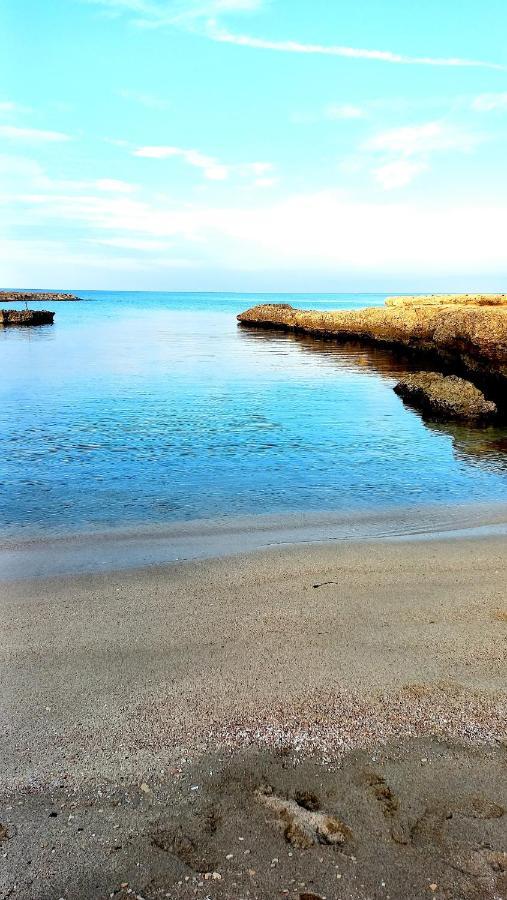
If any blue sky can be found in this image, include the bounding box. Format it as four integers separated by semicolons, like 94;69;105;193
1;0;507;290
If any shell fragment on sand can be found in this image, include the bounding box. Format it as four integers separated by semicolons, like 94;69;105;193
255;785;352;849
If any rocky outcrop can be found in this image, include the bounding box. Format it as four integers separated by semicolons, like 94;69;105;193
385;294;507;308
0;291;81;302
394;372;497;423
237;296;507;411
1;309;54;326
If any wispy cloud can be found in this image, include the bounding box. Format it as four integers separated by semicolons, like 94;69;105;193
206;22;505;70
363;122;475;156
133;144;274;185
0;100;34;115
85;0;263;27
9;186;507;276
118;88;170;109
373;160;428;190
363;121;479;190
95;178;137;192
291;103;365;125
0;125;72;143
89;236;176;250
472;92;507;111
82;1;504;69
325;103;364;120
134;144;229;179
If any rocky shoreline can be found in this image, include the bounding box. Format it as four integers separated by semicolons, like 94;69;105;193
238;295;507;421
0;290;81;302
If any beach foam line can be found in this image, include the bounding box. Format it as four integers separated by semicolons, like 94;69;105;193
1;500;507;580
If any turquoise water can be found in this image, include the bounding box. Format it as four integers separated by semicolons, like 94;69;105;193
1;291;506;537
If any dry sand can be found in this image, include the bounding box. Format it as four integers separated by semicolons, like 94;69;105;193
1;533;506;899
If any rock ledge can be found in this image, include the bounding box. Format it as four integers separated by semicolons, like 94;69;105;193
394;372;497;423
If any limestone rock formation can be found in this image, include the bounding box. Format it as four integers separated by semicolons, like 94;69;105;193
394;372;497;423
385;294;507;308
237;296;507;409
1;309;54;326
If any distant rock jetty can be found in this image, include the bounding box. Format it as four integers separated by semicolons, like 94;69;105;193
1;309;54;326
238;294;507;418
0;291;81;302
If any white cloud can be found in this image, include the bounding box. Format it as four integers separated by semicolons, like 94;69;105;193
10;185;507;276
325;104;364;120
0;100;33;115
254;176;276;188
83;1;504;69
364;121;474;156
0;237;196;273
169;0;262;23
134;144;229;179
244;161;273;175
206;22;505;70
0;125;72;143
104;137;131;147
373;160;427;190
118;88;170;109
291;104;365;125
0;154;45;179
360;121;479;190
95;178;137;192
85;0;263;27
90;236;175;250
133;145;274;183
472;92;507;112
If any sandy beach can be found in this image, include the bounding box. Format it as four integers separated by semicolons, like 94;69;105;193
1;529;506;899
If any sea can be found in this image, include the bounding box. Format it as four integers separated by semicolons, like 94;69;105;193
1;291;507;542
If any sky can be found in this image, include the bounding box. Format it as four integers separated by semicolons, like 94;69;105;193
1;0;507;291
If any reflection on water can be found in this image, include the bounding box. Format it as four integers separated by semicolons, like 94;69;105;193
241;327;507;476
426;422;507;474
239;327;430;377
0;290;506;537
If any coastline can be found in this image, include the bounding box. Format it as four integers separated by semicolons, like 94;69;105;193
2;499;507;580
1;526;506;898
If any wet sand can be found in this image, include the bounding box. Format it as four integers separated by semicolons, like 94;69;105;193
1;533;506;899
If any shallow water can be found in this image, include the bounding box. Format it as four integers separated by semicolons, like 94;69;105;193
1;290;506;538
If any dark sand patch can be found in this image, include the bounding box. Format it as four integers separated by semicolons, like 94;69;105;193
1;738;506;900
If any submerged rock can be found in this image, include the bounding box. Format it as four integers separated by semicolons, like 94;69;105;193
1;309;54;326
394;372;497;423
